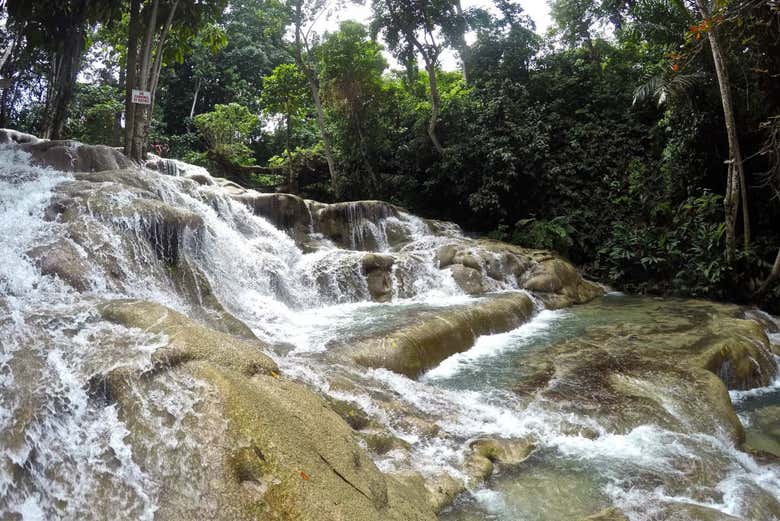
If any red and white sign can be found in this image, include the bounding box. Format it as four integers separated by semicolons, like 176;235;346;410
132;89;151;105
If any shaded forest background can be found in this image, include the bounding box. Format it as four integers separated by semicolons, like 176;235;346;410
1;0;779;310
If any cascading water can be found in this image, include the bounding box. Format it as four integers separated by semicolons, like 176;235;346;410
1;143;779;521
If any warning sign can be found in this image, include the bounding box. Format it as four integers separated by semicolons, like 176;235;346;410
132;89;151;105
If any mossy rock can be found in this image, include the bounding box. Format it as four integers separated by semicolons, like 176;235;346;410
345;292;535;377
98;299;435;521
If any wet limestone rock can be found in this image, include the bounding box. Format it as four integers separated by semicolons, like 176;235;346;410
743;405;780;458
462;437;536;485
0;128;42;144
395;472;466;514
48;177;205;266
469;437;536;466
312;201;400;250
435;239;603;304
26;238;90;291
233;192;314;243
446;264;488;295
513;298;778;444
579;508;629;521
17;139;132;172
696;317;776;390
362;253;395;303
346;292;535;377
98;299;436;521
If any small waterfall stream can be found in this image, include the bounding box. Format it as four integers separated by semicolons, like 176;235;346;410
1;146;778;520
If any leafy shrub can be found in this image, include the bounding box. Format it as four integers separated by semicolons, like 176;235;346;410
193;103;259;166
596;191;729;296
511;217;576;257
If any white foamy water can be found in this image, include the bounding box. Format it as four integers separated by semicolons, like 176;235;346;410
730;356;780;404
423;308;563;380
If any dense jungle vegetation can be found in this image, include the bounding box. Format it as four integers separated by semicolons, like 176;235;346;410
1;0;779;310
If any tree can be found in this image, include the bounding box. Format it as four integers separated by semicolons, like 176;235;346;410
124;0;226;161
319;21;387;194
372;0;450;155
280;0;341;193
692;0;749;264
260;63;310;192
6;0;121;140
193;101;258;166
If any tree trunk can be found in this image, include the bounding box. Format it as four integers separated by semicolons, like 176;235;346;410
756;248;780;298
696;0;750;263
353;109;379;197
127;0;178;163
48;29;86;140
124;0;142;157
0;36;16;72
189;77;202;119
422;57;445;155
306;74;339;194
290;0;338;194
453;0;470;84
285;113;297;193
0;32;22;128
130;0;160;161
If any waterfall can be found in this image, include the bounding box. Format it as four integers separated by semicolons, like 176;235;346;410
1;143;779;521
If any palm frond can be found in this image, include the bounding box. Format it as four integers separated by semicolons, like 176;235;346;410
633;72;706;107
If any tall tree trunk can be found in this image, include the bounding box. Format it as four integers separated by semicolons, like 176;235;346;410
130;0;160;161
696;0;750;264
353;109;379;196
0;36;16;72
291;1;339;196
756;248;780;298
124;0;142;157
422;57;445;155
189;77;202;119
127;0;177;162
305;73;338;194
453;0;470;84
47;29;86;140
285;113;297;193
0;32;22;128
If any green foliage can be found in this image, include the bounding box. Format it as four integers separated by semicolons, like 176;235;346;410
260;64;310;126
597;192;729;296
513;217;576;258
193;103;259;166
4;0;779;307
65;84;123;145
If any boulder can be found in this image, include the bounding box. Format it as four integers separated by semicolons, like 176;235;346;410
98;300;436;521
19;140;132;172
463;452;494;483
233;192;313;242
395;472;465;514
446;264;487;295
513;298;779;444
696;317;776;390
461;437;536;485
312;201;400;250
26;238;90;291
345;292;535;377
743;405;780;458
362;253;396;303
435;239;603;304
469;437;536;465
522;257;603;306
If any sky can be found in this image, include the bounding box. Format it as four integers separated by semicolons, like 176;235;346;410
320;0;553;70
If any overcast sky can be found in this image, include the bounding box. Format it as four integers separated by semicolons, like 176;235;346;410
320;1;553;70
